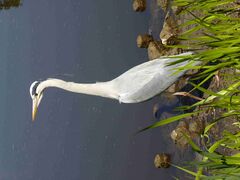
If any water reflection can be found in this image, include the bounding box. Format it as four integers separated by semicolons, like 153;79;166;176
0;0;206;179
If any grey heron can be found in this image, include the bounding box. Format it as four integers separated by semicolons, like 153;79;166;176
30;52;196;121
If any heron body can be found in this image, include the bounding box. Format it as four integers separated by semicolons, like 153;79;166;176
30;52;196;120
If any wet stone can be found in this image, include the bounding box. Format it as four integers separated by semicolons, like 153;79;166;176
154;153;171;168
160;12;178;45
157;0;170;12
132;0;146;12
136;34;154;48
147;40;167;60
171;124;191;148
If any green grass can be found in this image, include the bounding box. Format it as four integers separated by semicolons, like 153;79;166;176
141;0;240;179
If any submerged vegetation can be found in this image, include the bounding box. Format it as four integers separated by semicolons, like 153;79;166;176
143;0;240;179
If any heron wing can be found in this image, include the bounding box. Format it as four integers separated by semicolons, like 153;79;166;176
110;56;190;103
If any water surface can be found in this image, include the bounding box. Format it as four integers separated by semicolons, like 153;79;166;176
0;1;191;179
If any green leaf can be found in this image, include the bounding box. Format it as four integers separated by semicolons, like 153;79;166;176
204;122;217;135
171;164;200;177
137;112;199;133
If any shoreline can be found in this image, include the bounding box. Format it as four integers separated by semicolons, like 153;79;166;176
144;0;240;155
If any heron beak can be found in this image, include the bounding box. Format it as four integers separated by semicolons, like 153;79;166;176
32;98;38;121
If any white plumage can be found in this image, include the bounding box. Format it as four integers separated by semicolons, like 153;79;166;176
30;52;195;120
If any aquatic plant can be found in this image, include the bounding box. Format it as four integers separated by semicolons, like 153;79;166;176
142;0;240;178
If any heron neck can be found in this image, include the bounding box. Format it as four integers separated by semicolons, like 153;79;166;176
37;78;118;99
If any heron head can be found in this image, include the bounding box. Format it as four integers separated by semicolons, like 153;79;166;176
30;81;43;121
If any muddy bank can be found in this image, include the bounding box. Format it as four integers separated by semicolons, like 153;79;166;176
144;0;240;155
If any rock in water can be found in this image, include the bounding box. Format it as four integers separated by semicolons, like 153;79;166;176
136;34;154;48
154;153;171;168
160;12;178;45
147;40;166;60
132;0;146;12
157;0;170;12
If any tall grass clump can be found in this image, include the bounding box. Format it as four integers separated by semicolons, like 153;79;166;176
141;0;240;179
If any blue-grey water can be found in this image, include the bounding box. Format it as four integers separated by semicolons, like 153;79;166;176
0;1;192;180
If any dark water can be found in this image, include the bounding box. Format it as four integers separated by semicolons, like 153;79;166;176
0;1;192;180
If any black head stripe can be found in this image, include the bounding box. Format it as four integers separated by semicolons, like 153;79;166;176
31;81;40;96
